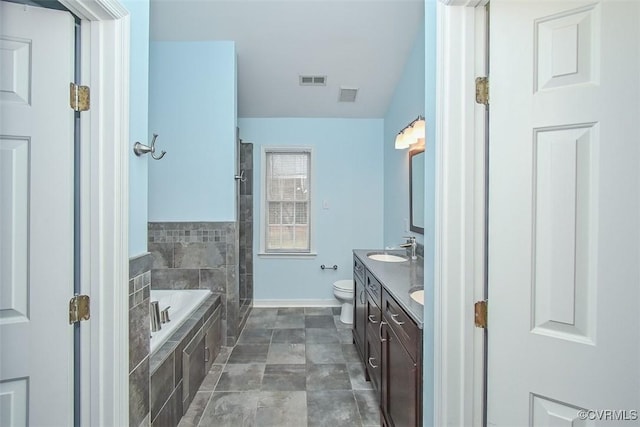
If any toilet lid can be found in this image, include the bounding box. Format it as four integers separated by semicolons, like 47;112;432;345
333;279;353;291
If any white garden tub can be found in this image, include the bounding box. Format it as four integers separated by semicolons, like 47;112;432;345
150;289;212;355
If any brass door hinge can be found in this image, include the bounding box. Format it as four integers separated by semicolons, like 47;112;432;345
69;295;91;324
474;300;488;328
70;83;90;112
475;77;489;106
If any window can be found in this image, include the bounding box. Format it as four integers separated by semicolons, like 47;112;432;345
263;149;312;253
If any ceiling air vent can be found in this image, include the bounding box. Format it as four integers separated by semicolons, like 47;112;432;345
338;87;358;102
299;75;327;86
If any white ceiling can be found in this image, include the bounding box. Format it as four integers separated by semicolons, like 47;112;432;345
149;0;424;118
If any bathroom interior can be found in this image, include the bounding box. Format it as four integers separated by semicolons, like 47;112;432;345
127;0;435;426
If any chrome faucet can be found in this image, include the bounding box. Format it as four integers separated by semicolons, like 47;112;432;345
160;306;171;323
150;301;162;332
400;236;417;260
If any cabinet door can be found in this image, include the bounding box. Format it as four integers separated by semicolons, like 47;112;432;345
204;306;221;373
365;323;382;392
353;274;366;360
183;330;206;413
381;323;418;427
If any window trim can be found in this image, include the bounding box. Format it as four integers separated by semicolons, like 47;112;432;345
259;146;316;257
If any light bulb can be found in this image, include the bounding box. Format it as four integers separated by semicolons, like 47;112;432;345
395;131;411;149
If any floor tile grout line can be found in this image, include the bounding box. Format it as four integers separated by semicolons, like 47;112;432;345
196;346;231;427
351;388;367;427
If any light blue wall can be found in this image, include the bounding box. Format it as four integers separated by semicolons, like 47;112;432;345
125;0;150;257
380;14;434;426
238;118;384;301
148;41;237;222
423;1;437;425
383;21;426;248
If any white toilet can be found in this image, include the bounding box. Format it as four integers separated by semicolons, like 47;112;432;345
333;279;354;324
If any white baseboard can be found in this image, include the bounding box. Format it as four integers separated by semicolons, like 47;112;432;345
253;299;341;308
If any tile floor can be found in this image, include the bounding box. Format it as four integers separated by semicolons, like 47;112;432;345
178;307;381;427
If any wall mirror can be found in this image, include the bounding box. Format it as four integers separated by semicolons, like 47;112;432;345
409;148;425;234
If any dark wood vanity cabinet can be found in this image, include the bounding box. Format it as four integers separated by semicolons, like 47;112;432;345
353;253;423;427
381;288;422;427
353;257;366;360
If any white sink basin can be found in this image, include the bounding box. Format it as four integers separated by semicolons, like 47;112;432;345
410;290;424;305
367;253;407;263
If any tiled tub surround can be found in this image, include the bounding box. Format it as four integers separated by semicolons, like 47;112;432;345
148;222;240;346
150;293;222;427
129;253;153;427
150;289;213;354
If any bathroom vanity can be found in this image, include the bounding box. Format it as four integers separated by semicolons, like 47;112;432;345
352;250;424;427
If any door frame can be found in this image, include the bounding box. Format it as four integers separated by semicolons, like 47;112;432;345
57;0;130;425
433;0;487;426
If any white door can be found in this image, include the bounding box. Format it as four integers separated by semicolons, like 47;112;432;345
0;2;76;426
488;1;640;425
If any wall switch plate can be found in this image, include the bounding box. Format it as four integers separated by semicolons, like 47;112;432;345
323;199;330;209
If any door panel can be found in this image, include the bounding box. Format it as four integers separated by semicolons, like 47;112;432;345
0;2;75;425
382;324;417;427
489;1;640;424
531;124;597;344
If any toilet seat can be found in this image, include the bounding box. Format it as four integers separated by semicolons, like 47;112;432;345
333;279;353;292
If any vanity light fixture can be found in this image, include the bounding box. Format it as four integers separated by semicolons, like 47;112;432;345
395;115;425;149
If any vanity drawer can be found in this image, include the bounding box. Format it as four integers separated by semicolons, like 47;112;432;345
366;292;382;327
353;256;365;281
382;289;421;362
365;271;382;305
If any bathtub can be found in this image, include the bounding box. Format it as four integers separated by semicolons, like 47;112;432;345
150;289;212;355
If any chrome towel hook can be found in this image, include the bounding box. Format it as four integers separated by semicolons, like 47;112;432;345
134;134;166;160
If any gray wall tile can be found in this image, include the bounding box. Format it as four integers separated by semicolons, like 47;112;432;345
151;352;175;418
130;253;154;279
149;220;247;348
149;243;174;268
129;255;152;427
152;380;183;427
130;297;151;372
174;242;226;269
129;357;150;427
151;269;199;290
199;268;227;294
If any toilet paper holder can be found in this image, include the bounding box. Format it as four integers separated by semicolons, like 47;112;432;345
320;264;338;270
